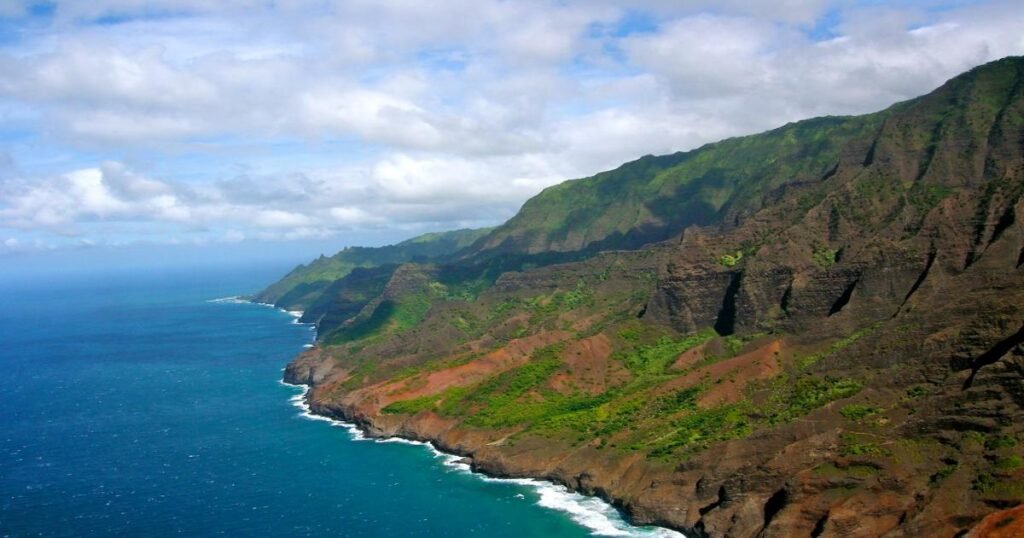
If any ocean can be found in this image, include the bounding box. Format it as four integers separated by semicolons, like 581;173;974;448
0;264;682;537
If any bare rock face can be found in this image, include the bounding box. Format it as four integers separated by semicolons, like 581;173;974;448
282;349;336;386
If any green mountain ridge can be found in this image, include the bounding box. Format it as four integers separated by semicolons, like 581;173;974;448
275;56;1024;537
463;112;890;258
255;227;491;309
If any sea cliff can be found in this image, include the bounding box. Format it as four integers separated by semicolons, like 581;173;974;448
273;57;1024;537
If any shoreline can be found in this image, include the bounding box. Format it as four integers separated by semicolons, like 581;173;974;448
229;295;687;536
279;381;685;538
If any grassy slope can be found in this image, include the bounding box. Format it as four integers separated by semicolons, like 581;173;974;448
464;113;890;257
254;227;491;310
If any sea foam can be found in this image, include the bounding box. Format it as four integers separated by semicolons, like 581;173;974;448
207;296;250;304
280;381;685;537
212;297;318;338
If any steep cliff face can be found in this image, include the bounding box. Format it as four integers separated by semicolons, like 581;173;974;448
627;56;1024;536
279;57;1024;537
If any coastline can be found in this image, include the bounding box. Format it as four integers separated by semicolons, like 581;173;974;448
234;295;689;536
279;379;686;538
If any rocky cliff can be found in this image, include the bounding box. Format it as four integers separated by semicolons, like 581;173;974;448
277;57;1024;537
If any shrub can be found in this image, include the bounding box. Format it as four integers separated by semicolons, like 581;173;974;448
840;404;880;421
839;433;891;457
811;243;837;269
906;385;931;398
718;251;743;267
995;456;1022;471
985;435;1018;451
766;376;863;424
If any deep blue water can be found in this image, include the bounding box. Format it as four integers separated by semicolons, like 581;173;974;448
0;265;679;537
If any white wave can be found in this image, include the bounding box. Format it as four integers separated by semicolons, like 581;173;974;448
207;296;249;304
280;380;685;537
535;484;685;537
376;437;428;446
250;300;303;320
460;470;680;536
210;295;315;338
280;381;365;438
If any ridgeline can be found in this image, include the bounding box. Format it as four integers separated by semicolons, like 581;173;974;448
264;57;1024;537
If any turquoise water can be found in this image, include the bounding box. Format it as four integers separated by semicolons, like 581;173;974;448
0;265;680;537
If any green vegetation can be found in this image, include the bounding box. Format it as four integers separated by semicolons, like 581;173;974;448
645;402;752;458
523;280;595;318
470;112;888;259
906;184;953;214
840;404;881;421
718;251;744;267
617;329;716;375
973;472;997;492
811;243;838;269
985;435;1018;451
798;323;879;370
764;375;863;425
815;462;880;479
336;360;379;392
839;432;892;457
382;394;442;415
255;227;491;309
905;385;931;399
972;475;1024;499
379;323;865;460
723;335;745;355
379;327;735;454
281;60;1024;487
375;311;868;460
459;345;565;427
994;455;1022;471
324;293;430;345
382;345;573;427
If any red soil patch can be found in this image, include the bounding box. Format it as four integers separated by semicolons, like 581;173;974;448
695;340;783;407
968;505;1024;538
670;341;713;371
657;340;784;407
550;334;615;394
361;330;573;411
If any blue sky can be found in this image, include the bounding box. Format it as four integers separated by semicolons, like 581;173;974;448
0;0;1021;269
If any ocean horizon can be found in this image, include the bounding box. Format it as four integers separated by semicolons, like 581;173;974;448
0;264;681;537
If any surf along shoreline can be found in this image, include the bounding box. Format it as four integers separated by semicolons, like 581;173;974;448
279;376;685;537
236;296;686;537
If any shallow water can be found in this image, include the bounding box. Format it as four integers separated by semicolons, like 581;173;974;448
0;265;682;537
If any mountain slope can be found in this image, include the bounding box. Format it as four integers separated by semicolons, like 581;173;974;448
462;113;889;258
254;227;491;310
277;56;1024;537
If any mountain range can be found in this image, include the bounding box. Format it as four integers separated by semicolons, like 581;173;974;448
262;56;1024;537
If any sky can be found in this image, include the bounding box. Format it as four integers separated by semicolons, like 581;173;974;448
0;0;1022;271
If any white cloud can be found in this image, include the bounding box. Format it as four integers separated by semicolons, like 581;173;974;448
0;0;1022;250
0;156;555;240
296;88;442;148
623;2;1024;123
